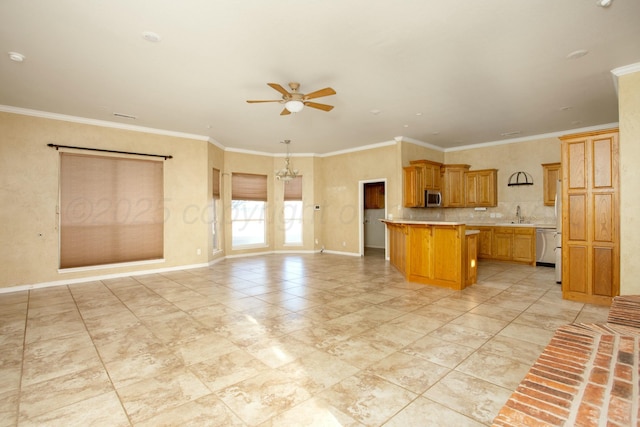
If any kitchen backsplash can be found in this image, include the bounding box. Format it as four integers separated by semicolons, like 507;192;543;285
402;201;556;226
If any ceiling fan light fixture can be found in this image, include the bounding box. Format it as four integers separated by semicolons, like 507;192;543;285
284;100;304;113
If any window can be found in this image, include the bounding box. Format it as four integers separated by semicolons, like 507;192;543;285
283;176;303;245
212;168;220;252
59;153;164;269
231;173;267;248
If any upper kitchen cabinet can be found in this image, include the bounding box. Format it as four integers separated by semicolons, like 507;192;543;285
403;165;424;208
410;160;442;190
542;162;561;206
465;169;497;207
364;182;385;209
560;128;619;306
441;164;469;207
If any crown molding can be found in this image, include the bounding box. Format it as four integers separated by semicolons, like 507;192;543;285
444;122;619;152
319;139;397;158
611;62;640;96
0;105;210;141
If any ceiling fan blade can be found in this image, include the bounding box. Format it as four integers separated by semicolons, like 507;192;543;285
304;87;336;100
246;100;282;103
267;83;291;97
305;101;334;112
280;108;291;116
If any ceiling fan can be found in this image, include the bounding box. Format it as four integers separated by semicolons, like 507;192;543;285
246;82;336;115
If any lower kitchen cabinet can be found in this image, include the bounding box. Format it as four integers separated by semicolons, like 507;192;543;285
467;225;535;266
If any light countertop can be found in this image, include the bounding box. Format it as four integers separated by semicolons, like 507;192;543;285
380;219;556;229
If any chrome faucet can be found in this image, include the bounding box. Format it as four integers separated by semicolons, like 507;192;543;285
516;205;523;223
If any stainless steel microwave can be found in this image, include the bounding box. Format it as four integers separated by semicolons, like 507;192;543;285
424;190;442;207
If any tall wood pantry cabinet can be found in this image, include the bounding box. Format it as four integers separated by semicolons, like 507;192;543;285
560;128;619;305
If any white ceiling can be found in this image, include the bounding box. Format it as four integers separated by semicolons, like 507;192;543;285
1;0;639;155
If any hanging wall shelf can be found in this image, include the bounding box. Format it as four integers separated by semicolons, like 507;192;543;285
507;171;534;186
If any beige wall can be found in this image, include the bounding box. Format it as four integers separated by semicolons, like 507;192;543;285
0;112;210;288
319;144;399;254
443;138;560;224
619;70;640;295
207;143;225;262
222;151;318;256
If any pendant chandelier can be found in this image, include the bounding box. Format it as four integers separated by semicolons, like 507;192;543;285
275;140;298;182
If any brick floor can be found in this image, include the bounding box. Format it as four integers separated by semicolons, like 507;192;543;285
492;323;639;426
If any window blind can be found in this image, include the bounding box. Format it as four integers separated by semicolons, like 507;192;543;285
231;173;267;201
212;168;220;199
59;153;164;269
283;176;302;201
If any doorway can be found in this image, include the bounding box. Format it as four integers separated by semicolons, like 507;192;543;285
359;179;387;258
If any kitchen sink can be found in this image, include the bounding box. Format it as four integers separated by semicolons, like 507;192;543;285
495;222;534;227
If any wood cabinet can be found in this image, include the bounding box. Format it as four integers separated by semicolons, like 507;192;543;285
467;225;535;265
364;182;385;209
383;221;472;290
542;163;561;206
493;227;513;261
465;232;478;286
473;226;493;258
560;129;619;306
410;160;442;190
403;165;423;208
513;228;535;264
441;164;469;207
465;169;497;207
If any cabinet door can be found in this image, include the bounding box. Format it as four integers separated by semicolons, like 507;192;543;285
442;165;469;207
403;166;423;208
542;163;561;206
476;170;497;206
493;228;513;260
477;227;493;258
408;226;432;279
560;129;619;305
512;228;535;265
432;226;461;284
465;173;478;206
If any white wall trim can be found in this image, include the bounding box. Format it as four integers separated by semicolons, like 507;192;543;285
0;262;211;294
444;122;620;152
321;249;361;257
319;140;397;158
0;105;210;141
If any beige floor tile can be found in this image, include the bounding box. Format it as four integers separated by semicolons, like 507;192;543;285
454;349;532;389
117;368;210;424
18;391;129;427
135;393;245;427
0;390;19;427
449;312;509;334
19;366;112;420
319;372;417;426
244;334;317;369
190;348;270;392
215;368;312;425
401;335;476;368
428;323;494;349
278;350;359;395
103;346;184;389
384;396;485;426
265;397;364;427
366;352;450;394
498;322;556;346
478;334;547;365
423;370;512;425
21;334;102;387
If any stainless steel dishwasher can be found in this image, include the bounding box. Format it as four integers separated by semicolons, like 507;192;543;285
536;228;556;267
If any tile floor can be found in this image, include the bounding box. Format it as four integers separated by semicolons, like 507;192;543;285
0;251;610;426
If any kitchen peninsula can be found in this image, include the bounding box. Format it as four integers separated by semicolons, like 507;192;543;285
381;219;478;290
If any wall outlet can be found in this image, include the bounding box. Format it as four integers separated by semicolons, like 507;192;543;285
314;205;320;210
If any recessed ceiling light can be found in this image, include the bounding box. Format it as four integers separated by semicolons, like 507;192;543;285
432;132;440;135
567;49;588;59
403;124;409;128
8;51;25;62
500;131;521;137
113;112;137;120
596;0;612;7
415;112;423;116
142;31;161;43
560;106;572;111
370;109;381;115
